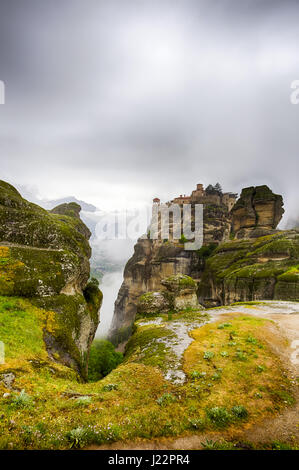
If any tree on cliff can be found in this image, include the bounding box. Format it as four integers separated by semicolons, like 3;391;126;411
206;183;222;196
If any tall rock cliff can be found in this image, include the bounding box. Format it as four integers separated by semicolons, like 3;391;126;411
109;192;233;343
0;181;102;379
109;183;297;344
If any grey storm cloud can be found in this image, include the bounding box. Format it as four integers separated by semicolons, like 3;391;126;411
0;0;298;220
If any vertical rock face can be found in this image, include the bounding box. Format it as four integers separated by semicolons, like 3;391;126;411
109;238;193;342
198;230;299;304
109;196;233;343
231;185;284;239
109;183;295;343
0;180;102;379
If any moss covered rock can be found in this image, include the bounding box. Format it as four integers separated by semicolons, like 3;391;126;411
137;275;200;315
137;291;170;315
0;181;102;379
198;230;299;304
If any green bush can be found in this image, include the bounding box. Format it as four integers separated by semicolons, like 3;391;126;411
206;406;231;427
9;390;33;409
196;243;217;259
231;405;248;419
203;351;214;360
156;393;176;406
88;340;123;382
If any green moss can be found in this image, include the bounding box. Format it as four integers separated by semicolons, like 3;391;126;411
138;292;155;304
199;230;299;302
125;323;176;371
277;265;299;282
0;296;46;360
164;274;196;288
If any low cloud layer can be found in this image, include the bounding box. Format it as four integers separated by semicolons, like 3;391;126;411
0;0;298;224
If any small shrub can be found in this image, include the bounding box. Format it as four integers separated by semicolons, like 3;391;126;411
206;407;231;427
202;439;235;450
196;243;217;259
188;418;205;430
217;323;232;330
246;335;258;345
257;365;266;373
203;351;214;360
156;393;176;406
212;372;221;381
231;405;248;419
102;383;118;392
235;351;247;361
66;427;87;449
271;441;297;450
74;396;92;407
191;370;206;379
10;390;33;409
220;351;229;357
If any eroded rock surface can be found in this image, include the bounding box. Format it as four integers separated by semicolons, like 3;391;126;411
110;183;297;344
0;180;102;379
231;185;284;239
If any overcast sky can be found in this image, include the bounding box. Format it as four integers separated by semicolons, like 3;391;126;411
0;0;298;222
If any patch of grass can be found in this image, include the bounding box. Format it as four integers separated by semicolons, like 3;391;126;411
156;393;176;407
231;405;248;419
206;407;232;427
0;301;295;450
183;315;294;432
102;383;118;392
201;439;236;450
203;351;214;360
218;323;233;329
124;323;176;372
9;390;33;409
74;396;92;407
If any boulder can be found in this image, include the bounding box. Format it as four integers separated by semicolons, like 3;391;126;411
137;291;170;315
231;185;284;239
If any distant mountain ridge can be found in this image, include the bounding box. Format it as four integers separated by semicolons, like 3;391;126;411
42;196;98;213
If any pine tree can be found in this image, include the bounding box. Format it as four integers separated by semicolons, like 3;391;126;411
214;182;223;195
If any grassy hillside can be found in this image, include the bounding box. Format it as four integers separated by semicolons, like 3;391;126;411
0;297;296;450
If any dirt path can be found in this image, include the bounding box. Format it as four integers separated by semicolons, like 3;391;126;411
89;302;299;450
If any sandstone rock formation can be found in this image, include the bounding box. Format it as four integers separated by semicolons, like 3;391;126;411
136;274;200;315
137;291;170;315
109;186;233;342
198;230;299;304
0;180;102;379
110;183;297;344
231;185;284;239
161;274;199;311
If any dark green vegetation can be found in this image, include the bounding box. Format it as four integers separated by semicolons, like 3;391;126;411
88;340;123;382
